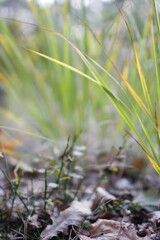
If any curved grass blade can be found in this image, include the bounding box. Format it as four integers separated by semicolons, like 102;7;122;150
3;18;151;118
26;47;146;150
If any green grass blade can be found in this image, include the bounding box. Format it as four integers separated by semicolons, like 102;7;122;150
153;0;160;40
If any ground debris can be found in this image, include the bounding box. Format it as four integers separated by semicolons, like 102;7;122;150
89;219;150;240
41;200;92;240
0;147;160;239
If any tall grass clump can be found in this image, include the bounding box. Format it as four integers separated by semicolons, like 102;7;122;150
0;0;124;142
0;0;160;175
25;0;160;174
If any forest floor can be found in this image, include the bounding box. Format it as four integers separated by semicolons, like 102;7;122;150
0;138;160;240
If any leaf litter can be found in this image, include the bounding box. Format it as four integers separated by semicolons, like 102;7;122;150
0;139;160;239
41;200;92;240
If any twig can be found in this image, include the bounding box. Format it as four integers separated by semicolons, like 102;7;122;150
44;169;48;212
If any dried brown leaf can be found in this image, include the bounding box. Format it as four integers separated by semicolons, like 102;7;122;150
90;219;150;240
41;200;92;240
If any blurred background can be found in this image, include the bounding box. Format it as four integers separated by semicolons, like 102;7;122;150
0;0;158;156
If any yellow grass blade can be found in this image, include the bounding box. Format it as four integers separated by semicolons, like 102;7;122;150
5;18;150;117
82;49;151;118
25;48;99;86
127;131;160;175
133;45;152;115
118;8;152;116
145;152;160;176
112;62;150;116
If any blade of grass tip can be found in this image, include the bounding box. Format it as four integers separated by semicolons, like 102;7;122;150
126;131;160;175
153;0;160;41
116;4;152;116
25;47;99;85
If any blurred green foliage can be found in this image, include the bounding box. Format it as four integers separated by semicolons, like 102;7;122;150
0;0;160;172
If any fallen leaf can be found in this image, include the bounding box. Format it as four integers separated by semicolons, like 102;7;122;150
41;200;92;240
96;187;116;201
90;219;150;240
